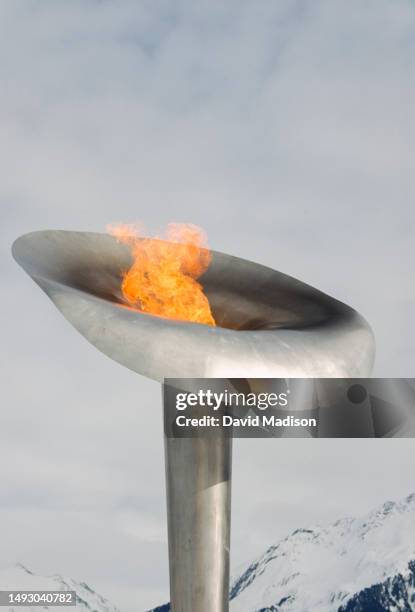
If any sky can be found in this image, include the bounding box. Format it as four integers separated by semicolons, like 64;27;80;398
1;0;415;610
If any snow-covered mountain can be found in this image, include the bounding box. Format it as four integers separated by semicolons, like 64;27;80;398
0;564;119;612
339;560;415;611
150;493;415;611
3;493;415;612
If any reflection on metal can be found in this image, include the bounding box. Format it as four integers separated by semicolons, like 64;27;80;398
13;230;375;612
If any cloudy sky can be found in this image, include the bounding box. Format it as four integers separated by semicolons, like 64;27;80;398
1;0;415;610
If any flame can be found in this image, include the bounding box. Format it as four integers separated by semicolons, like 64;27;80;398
107;223;216;326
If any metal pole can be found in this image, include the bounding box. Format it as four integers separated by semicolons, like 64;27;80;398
164;424;232;611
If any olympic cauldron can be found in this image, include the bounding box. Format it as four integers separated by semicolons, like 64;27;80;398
12;230;375;612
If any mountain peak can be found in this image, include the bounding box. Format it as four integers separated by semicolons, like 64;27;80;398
0;566;119;612
150;492;415;611
228;491;415;611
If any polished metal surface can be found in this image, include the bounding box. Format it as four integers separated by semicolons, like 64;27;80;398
12;230;375;612
165;433;231;612
12;230;375;380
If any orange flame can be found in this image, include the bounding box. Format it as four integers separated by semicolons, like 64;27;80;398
107;223;216;326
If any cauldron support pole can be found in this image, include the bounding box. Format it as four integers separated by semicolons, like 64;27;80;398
164;424;232;611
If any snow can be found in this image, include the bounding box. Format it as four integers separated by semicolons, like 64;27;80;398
0;564;119;612
4;492;415;612
230;493;415;611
